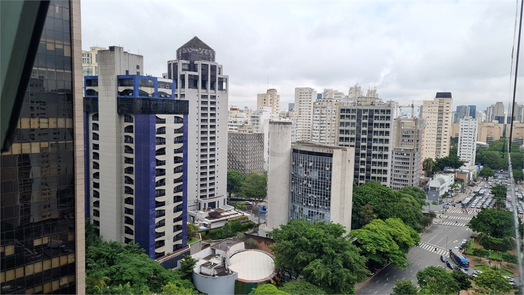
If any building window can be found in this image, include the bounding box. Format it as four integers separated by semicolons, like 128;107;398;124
174;166;183;173
156;116;166;124
156;178;166;187
156;159;166;166
156;169;166;177
125;186;134;195
173;185;183;193
155;210;165;218
93;201;100;208
125;167;134;174
93;209;100;217
92;133;99;140
93;162;99;169
174;136;183;144
156;127;166;134
155;189;166;197
124;145;134;154
124;157;134;164
124;125;134;133
125;226;133;235
124;176;134;185
156;147;166;155
92;113;99;121
93;190;100;198
125;207;134;215
93;143;99;150
125;216;134;225
92;123;99;131
155;219;165;229
124;197;134;205
93;152;99;160
124;114;133;123
156;137;166;145
93;172;99;179
124;135;134;144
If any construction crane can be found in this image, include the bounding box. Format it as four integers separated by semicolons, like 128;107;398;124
398;102;416;118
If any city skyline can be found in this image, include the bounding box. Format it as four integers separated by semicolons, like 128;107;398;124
82;0;518;112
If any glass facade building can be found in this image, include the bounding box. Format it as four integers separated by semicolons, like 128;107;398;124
0;0;84;293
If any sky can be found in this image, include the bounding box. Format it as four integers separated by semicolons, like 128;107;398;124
81;0;522;113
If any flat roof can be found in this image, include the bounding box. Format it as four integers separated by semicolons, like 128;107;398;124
228;250;276;283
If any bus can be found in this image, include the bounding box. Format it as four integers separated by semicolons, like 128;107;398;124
449;248;469;269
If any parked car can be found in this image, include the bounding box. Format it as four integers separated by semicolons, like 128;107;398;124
446;261;454;270
440;255;447;263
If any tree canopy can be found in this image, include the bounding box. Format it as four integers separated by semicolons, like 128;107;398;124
350;218;420;269
269;220;368;294
352;181;427;232
249;284;289;295
391;278;418;295
479;167;495;179
85;222;195;294
474;269;512;294
434;153;464;171
467;208;514;239
278;280;327;295
422;158;436;178
452;269;472;291
240;172;267;201
227;170;245;197
416;266;459;295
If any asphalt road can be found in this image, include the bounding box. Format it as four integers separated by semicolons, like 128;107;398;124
357;209;473;295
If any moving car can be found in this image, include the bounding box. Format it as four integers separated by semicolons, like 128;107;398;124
440;255;447;263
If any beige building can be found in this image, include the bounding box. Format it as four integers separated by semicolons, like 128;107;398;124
294;87;317;142
477;122;504;143
257;88;280;115
82;46;106;76
390;118;425;190
422;93;453;160
311;99;340;146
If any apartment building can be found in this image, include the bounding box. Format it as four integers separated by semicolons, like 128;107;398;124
166;37;229;217
294;87;317;142
390;118;424;190
227;132;265;174
457;116;478;167
337;97;396;186
311;99;340;146
257;88;280;115
421;93;453;161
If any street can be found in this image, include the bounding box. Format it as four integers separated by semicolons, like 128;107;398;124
357;207;474;295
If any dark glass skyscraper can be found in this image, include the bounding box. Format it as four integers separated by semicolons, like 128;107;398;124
0;0;85;293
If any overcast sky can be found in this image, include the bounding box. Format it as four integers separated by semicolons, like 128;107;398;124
81;0;521;113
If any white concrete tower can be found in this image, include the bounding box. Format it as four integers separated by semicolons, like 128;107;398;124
294;87;317;142
266;121;292;230
457;116;478;167
167;37;229;217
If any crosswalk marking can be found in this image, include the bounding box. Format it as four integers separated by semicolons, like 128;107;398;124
444;216;472;221
418;241;449;257
440;221;467;227
445;209;478;214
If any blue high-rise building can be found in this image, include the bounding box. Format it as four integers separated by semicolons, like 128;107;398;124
83;47;189;260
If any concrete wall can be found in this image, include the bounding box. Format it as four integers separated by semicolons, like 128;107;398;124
330;148;354;231
267;121;292;230
193;272;238;295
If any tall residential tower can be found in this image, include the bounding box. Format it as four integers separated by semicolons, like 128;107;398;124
422;93;453;161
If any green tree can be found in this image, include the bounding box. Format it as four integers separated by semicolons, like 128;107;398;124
187;223;199;239
479;167;495;179
270;220;368;294
474;269;512;293
227;170;245;198
423;158;436;178
180;255;198;280
86;271;111;294
350;218;420;269
401;186;428;207
161;282;195;295
391;278;418;295
279;280;327;295
249;284;289;295
434;153;464;171
359;204;377;227
240;172;267;202
467;208;514;239
416;266;460;295
352;181;426;232
452;269;472;290
514;169;524;182
491;184;507;209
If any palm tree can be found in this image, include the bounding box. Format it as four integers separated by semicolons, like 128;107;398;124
86;271;111;294
423;158;436;178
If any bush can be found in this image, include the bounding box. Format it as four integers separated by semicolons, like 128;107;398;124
245;238;259;249
472;248;490;258
229;215;249;222
502;252;518;263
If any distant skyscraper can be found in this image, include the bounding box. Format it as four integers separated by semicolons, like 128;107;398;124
469;105;476;118
486;102;504;122
337;97;396;186
257;88;280;115
390;118;424;190
294;87;317;142
84;46;189;259
167;37;229;217
227;132;264;174
422;93;453;161
1;0;85;293
457;116;478;167
288;103;295;112
454;105;469;123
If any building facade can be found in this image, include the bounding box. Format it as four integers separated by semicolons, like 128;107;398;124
337;97;396;186
227;132;265;174
421;93;453;161
311;99;339;146
0;0;85;293
83;46;189;259
457;116;478;167
81;46;105;76
166;37;229;216
390;118;424;190
257;88;280;115
294;87;317;142
289;143;354;230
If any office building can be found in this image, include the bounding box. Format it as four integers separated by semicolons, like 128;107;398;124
294;87;317;142
265;122;354;231
227;132;265;174
311;99;339;146
457;116;478;167
166;37;229;219
390;118;424;190
486;102;504;123
421;93;453;161
455;105;471;123
337;97;396;186
83;46;189;259
0;0;85;293
82;46;105;76
288;103;295;112
257;88;280;115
